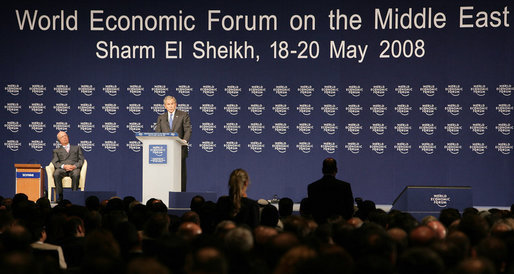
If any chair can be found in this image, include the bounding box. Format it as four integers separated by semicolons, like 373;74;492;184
46;160;87;201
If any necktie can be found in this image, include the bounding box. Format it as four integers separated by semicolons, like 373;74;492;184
169;113;173;130
65;145;70;153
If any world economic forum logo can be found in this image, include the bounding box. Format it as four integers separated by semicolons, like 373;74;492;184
419;143;436;154
346;85;362;97
370;104;387;116
346;104;362;116
396;85;412;97
470;143;487;154
29;140;46;152
273;104;289;115
298;85;314;97
249;85;265;97
79;85;94;96
224;104;240;115
496;104;513;115
177;85;193;96
152;85;168;96
395;123;411;135
297;123;313;134
274;85;289;97
346;123;362;135
127;104;144;115
102;122;119;133
126;141;142;152
371;85;387;97
394;143;411;154
79;140;95;152
471;84;487;96
419;104;437;116
248;141;265;153
225;85;241;97
297;104;313;116
126;122;144;133
248;104;265;115
4;140;22;151
296;142;313;153
78;103;95;115
224;141;240;153
431;194;451;207
321;142;338;154
28;103;45;114
446;84;462;96
370;124;387;135
420;85;437;97
370;142;387;154
4;121;22;133
53;103;71;115
419;123;437;135
272;142;289;153
54;84;71;96
345;142;361;154
322;85;338;97
103;84;119;96
53;122;70;132
321;123;338;135
272;123;289;134
5;84;22;96
29;121;46;133
470;104;487;115
201;85;217;97
444;143;462;155
200;104;216;115
102;140;119;152
321;104;338;116
30;84;46;96
445;123;462;135
496;123;513;135
78;122;95;133
5;103;22;114
224;123;240;134
248;123;265;134
495;143;513;155
102;103;119;115
395;104;412;116
199;141;216;152
497;84;512;96
200;122;216;134
470;123;487;135
445;104;462;116
127;85;144;96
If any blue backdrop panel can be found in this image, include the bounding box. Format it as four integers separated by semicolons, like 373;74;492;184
1;0;513;207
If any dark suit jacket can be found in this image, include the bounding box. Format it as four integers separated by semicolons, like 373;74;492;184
307;175;354;223
51;145;84;170
215;196;260;228
155;109;192;157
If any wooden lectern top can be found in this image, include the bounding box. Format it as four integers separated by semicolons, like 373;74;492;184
15;164;42;169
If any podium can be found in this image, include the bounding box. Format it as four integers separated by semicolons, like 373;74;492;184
391;186;473;220
136;132;186;206
15;164;45;201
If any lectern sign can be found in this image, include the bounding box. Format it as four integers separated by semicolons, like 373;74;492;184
149;145;167;164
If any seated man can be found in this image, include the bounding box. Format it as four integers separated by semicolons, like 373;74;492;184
51;131;84;202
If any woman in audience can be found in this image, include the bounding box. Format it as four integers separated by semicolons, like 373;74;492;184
215;168;259;228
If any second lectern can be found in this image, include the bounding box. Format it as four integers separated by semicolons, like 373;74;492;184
136;132;187;206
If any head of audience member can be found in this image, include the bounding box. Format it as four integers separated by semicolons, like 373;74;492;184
224;226;254;255
439;208;461;228
254;225;278;247
0;224;32;252
490;218;513;237
430;240;463;270
274;245;317;274
409;225;437;247
112;221;141;259
35;197;51;210
190;195;205;213
127;257;169;274
181;211;201;226
397;247;445;274
148;199;168;213
454;257;495;274
282;215;312;239
427;220;447;240
387;227;408;255
214;220;236;240
322;157;338;176
279;197;294;218
187;246;228;274
476;236;508;273
64;216;85;238
446;230;471;260
177;222;202;242
457;214;489;246
388;211;419;234
368;208;389;228
122;196;136;212
85;195;101;211
347;217;363;228
144;212;170;239
261;204;279;227
299;198;312;219
228;168;250;217
355;200;376;221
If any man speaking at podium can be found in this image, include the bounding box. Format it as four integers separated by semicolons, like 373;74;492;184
155;96;192;191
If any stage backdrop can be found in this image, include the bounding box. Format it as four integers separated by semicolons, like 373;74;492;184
1;0;513;207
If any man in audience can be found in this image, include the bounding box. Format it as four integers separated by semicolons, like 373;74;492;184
307;158;354;224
